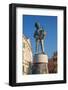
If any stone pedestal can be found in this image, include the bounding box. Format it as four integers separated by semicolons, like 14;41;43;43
32;53;48;74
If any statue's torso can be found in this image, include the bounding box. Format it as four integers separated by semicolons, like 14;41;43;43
34;29;45;40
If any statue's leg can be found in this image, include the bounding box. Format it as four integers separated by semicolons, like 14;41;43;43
40;40;44;53
36;39;39;53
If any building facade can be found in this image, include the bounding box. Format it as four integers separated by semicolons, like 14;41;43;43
48;52;57;73
22;35;33;75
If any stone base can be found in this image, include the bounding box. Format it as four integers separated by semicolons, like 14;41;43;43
33;53;48;63
32;53;48;74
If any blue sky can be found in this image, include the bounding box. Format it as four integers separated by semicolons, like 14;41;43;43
23;15;57;58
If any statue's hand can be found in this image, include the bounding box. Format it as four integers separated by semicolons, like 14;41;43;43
44;32;46;36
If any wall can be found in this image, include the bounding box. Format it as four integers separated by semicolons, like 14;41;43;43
0;0;68;90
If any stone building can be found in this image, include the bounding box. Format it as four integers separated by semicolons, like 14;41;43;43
22;35;33;75
48;52;57;73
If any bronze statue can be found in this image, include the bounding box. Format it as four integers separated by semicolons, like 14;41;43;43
34;22;46;54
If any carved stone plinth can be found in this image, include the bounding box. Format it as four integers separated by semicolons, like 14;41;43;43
32;53;48;74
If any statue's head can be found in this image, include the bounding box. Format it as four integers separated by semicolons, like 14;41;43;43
35;22;40;29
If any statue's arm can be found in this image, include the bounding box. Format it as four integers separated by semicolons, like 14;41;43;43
44;31;46;36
